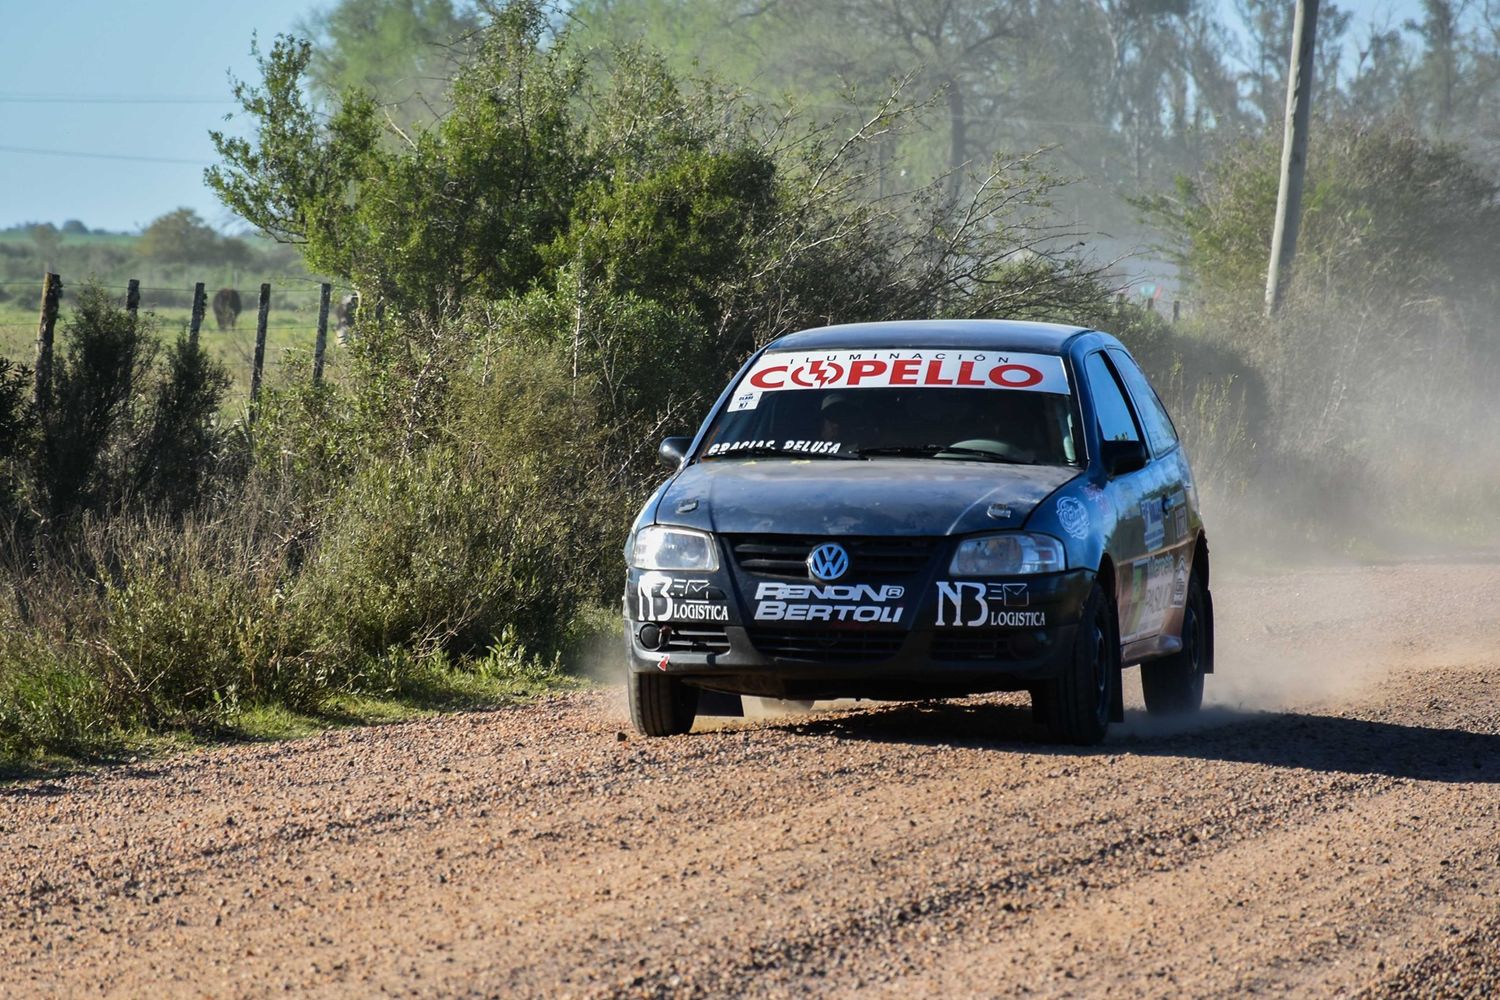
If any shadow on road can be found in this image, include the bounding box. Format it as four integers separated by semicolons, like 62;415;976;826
768;700;1500;784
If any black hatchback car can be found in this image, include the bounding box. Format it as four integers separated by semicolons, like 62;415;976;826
623;320;1213;744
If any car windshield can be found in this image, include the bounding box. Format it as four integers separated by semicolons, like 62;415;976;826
700;351;1080;466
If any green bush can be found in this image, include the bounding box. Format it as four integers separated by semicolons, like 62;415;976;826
0;636;110;757
297;343;628;666
0;357;33;519
22;285;232;525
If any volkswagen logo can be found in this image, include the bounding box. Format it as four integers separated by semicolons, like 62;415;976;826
807;542;850;582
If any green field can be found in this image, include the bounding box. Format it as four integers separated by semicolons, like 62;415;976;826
0;230;137;248
0;223;337;407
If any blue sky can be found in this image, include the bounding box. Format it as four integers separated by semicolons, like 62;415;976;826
0;0;1436;234
0;0;314;233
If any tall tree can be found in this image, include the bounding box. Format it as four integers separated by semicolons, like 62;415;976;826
1409;0;1461;133
135;209;250;267
298;0;481;126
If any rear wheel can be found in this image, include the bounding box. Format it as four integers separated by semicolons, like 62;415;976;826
1037;582;1118;746
628;671;700;737
1141;570;1212;715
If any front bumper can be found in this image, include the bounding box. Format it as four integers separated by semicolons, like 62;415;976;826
624;566;1094;701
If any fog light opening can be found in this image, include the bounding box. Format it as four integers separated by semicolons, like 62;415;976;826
638;623;671;651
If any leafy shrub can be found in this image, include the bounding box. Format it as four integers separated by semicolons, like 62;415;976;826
0;358;33;519
0;633;110;756
24;285;231;525
297;342;629;667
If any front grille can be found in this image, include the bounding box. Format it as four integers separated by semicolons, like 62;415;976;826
728;535;937;580
747;629;905;663
930;634;1016;661
662;625;730;654
929;632;1040;661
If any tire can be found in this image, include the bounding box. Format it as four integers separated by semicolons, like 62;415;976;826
1037;582;1118;746
628;671;700;737
1141;569;1212;715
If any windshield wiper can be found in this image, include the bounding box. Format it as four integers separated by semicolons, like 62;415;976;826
935;445;1034;465
705;445;865;461
855;444;1032;464
853;445;946;458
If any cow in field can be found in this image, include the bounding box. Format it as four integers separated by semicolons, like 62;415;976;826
334;292;359;346
212;288;242;331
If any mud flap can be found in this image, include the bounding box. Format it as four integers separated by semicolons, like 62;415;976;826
1110;666;1125;723
696;690;745;717
1202;587;1216;674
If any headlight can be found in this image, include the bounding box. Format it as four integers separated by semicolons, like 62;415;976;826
949;533;1066;575
630;525;719;571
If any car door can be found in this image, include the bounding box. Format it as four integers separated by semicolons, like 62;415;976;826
1080;351;1164;644
1108;348;1193;642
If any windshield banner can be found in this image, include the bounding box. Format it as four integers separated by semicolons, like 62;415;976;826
729;350;1069;411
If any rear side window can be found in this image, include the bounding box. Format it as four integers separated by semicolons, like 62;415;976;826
1082;352;1141;444
1108;349;1179;454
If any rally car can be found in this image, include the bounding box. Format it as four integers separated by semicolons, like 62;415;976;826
623;320;1213;745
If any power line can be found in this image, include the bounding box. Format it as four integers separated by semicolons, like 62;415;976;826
0;94;234;105
0;145;207;166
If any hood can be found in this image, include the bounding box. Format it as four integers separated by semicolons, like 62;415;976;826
657;459;1081;536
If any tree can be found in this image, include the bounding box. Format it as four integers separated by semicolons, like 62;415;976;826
209;8;581;320
298;0;480;128
1407;0;1461;135
135;208;249;267
574;0;1266;258
210;1;1109;409
1144;120;1500;320
30;223;61;266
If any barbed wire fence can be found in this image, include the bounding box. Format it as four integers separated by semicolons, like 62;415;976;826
14;272;355;418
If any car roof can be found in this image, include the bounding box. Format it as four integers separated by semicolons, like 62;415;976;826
765;319;1097;356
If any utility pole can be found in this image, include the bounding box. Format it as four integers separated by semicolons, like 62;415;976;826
1265;0;1319;317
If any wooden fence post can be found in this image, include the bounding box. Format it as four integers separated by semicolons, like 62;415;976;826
33;272;62;413
125;278;140;317
189;282;206;347
249;283;271;417
313;282;331;384
1145;297;1155;313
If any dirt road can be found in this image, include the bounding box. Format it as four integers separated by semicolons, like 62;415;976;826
4;560;1500;998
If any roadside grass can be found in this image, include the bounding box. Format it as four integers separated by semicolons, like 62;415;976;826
0;628;600;782
228;655;590;742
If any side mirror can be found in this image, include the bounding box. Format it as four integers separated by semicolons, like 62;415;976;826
658;436;691;470
1099;439;1149;477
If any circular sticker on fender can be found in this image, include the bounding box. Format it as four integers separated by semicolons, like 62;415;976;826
1057;496;1089;540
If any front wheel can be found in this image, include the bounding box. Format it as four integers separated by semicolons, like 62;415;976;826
1037;582;1119;746
628;671;700;737
1140;569;1212;715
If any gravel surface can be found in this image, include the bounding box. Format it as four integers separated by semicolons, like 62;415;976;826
3;560;1499;998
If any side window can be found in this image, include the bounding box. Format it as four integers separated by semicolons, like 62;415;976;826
1109;349;1179;453
1083;352;1142;444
